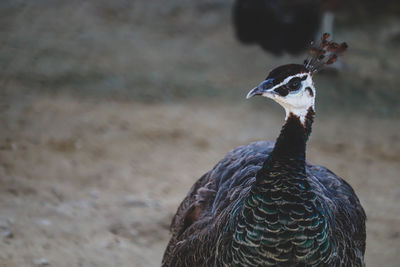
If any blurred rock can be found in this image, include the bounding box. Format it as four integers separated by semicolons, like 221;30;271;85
33;258;50;266
121;195;161;208
1;229;13;239
0;220;13;239
37;219;52;227
90;189;100;199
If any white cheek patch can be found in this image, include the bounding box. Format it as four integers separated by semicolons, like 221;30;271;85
288;89;302;95
274;74;316;124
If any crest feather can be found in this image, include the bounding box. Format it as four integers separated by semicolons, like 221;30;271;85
304;33;347;73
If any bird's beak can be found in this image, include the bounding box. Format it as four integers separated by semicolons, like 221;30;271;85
246;79;275;99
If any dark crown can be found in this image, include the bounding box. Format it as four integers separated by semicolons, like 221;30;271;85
266;64;308;85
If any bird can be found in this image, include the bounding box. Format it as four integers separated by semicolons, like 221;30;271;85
232;0;338;55
162;34;366;266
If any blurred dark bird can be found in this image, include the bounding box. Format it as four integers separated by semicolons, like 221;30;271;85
232;0;337;55
162;34;366;266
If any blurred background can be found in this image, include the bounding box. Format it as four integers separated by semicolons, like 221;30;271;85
0;0;399;266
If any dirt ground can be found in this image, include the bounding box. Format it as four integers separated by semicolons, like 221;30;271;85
1;1;400;267
1;97;399;266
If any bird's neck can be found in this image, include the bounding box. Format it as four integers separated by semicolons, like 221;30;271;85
257;107;315;181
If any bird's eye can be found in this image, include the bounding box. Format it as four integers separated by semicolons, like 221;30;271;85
287;77;301;91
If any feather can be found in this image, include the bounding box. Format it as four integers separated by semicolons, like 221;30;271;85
304;33;348;73
162;141;366;266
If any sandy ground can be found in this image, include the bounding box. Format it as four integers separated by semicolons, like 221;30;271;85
0;95;399;266
1;1;400;266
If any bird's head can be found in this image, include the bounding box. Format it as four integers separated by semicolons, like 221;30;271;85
246;64;314;121
247;33;347;123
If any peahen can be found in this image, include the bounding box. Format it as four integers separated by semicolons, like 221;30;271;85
162;34;366;266
232;0;338;55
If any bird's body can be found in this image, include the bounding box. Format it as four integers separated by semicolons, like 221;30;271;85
162;35;366;266
163;140;365;266
232;0;338;55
